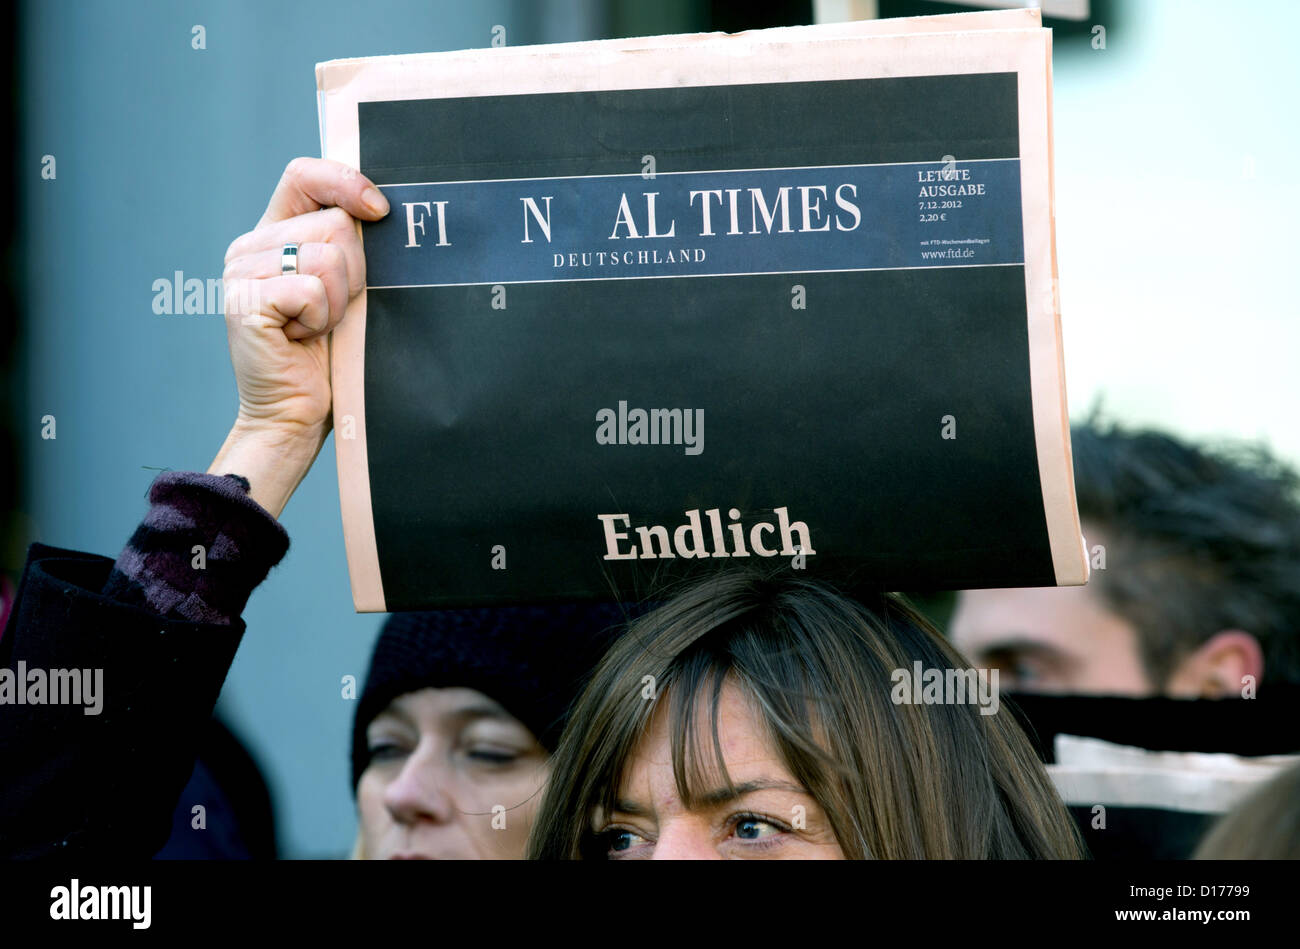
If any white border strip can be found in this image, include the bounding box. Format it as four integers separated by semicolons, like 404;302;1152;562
373;156;1021;189
368;261;1025;291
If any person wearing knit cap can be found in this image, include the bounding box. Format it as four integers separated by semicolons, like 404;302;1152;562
350;602;633;860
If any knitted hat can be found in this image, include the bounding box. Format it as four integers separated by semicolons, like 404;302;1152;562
350;602;634;791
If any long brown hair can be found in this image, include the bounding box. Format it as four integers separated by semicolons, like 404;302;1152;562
528;570;1085;859
1194;761;1300;859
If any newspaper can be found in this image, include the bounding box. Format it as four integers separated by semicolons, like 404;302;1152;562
317;8;1086;611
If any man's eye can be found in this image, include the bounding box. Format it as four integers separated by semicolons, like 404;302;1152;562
987;653;1042;686
1006;657;1045;685
732;816;785;841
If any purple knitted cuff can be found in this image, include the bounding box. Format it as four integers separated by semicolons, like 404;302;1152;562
102;471;290;625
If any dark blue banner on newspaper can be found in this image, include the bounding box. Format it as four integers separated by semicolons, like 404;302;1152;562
365;159;1023;288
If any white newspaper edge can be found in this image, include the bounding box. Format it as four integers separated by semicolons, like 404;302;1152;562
1048;733;1300;814
1031;26;1089;585
318;11;1084;612
318;8;1042;77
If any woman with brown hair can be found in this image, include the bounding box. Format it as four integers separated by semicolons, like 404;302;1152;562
528;571;1086;859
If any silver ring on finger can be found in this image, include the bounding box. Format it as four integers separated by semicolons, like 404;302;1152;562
281;241;300;275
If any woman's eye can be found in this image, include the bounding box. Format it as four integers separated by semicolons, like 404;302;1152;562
610;830;636;852
732;816;784;841
367;742;405;763
466;748;519;765
604;828;650;856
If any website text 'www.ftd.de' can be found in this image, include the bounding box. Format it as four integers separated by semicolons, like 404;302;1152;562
918;237;988;260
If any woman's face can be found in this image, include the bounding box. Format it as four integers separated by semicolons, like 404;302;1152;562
357;687;550;859
591;679;845;859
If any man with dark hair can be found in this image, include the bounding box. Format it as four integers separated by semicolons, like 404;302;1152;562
950;419;1300;696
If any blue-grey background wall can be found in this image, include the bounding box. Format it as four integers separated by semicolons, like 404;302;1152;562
18;0;608;858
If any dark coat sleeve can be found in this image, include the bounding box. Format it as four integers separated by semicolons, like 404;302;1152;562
0;543;247;859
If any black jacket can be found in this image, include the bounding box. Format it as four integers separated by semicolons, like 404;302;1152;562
0;543;245;859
